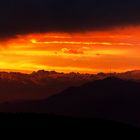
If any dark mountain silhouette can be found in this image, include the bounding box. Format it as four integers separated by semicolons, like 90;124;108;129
0;70;139;102
0;77;140;127
0;70;94;102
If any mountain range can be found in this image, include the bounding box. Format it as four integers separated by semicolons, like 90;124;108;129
0;76;140;127
0;70;139;102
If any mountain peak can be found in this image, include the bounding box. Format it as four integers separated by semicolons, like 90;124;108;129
102;76;124;82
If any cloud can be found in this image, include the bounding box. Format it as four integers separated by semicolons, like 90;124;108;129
61;48;84;55
0;0;140;38
96;53;101;56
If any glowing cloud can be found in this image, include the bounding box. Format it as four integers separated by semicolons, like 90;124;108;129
0;26;140;73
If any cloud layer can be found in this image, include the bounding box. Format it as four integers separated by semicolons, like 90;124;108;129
0;0;140;38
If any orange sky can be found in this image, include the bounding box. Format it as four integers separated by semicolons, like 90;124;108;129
0;26;140;74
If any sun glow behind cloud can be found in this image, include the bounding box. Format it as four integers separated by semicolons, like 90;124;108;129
0;26;140;73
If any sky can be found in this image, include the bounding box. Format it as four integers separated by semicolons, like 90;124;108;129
0;0;140;73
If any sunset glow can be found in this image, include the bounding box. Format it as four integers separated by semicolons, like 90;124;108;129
0;26;140;73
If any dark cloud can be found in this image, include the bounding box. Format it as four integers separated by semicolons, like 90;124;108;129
61;48;84;55
0;0;140;38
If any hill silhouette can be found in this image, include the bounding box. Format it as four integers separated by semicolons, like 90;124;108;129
0;70;139;102
0;77;140;127
0;70;94;102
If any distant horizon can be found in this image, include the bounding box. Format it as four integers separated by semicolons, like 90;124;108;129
0;68;140;75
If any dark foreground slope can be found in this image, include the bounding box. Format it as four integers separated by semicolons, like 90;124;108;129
0;77;140;127
0;113;136;129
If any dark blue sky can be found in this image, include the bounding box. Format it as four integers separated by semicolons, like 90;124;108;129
0;0;140;38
